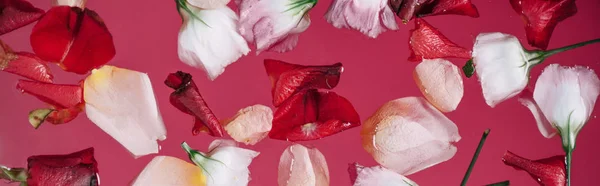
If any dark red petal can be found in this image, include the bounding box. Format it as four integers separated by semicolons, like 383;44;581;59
348;162;363;184
0;0;44;35
269;89;361;141
165;71;224;137
502;151;566;186
408;19;471;61
390;0;434;23
27;147;99;186
510;0;577;49
16;79;84;109
30;6;115;74
417;0;479;18
264;59;343;107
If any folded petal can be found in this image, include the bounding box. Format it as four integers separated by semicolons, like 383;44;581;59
1;39;54;83
533;64;600;149
165;71;224;137
224;104;273;145
27;148;99;186
52;0;87;8
278;144;330;186
324;0;398;38
131;156;206;186
361;97;461;175
408;19;471;61
349;163;417;186
177;4;249;80
16;79;83;109
264;59;343;107
414;58;463;112
187;0;230;9
0;0;44;35
510;0;577;49
502;151;566;186
237;0;315;53
30;6;115;74
269;90;361;141
84;65;166;158
518;89;557;138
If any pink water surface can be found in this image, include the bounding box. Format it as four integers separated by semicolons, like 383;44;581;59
1;0;600;185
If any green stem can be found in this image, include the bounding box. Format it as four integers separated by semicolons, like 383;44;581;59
461;129;491;186
486;180;510;186
528;38;600;63
566;148;573;186
0;166;27;183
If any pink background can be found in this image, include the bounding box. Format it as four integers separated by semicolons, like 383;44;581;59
2;0;600;185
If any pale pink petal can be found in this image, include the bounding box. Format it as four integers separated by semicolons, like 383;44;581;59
349;163;417;186
518;89;557;138
224;104;273;145
325;0;398;38
278;144;330;186
413;59;464;112
187;0;230;9
131;156;205;186
52;0;87;8
361;97;461;175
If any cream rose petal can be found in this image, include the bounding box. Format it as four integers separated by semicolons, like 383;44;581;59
131;156;206;186
83;65;166;158
325;0;398;38
178;5;250;80
199;140;259;186
278;144;330;186
518;89;557;138
361;97;461;175
224;104;273;145
533;64;600;148
414;58;464;112
350;163;417;186
52;0;87;8
187;0;230;9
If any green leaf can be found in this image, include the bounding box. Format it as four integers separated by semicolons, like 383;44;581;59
462;59;475;78
485;180;509;186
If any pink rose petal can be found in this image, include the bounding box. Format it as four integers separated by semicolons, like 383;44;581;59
224;104;273;145
413;58;464;112
278;144;330;186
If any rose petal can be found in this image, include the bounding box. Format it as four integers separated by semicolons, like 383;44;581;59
165;71;224;137
30;6;115;74
264;59;343;107
324;0;398;38
278;144;330;186
0;0;44;35
224;104;273;145
518;89;557;138
510;0;576;49
16;79;83;109
186;0;230;9
52;0;87;8
417;0;479;18
413;58;464;112
131;156;206;186
361;97;461;175
269;90;361;141
502;151;566;186
84;65;166;158
408;19;471;61
28;107;82;129
27;148;99;186
1;40;53;83
349;163;418;186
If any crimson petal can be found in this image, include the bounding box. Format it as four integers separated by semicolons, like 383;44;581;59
264;59;343;107
269;89;360;141
27;148;99;186
1;40;54;83
502;151;566;186
0;0;44;35
510;0;577;49
30;6;115;74
408;18;471;61
390;0;479;23
165;71;224;137
16;79;83;109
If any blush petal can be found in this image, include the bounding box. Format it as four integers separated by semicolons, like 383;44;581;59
413;58;464;112
408;19;471;61
349;163;418;186
0;0;44;35
510;0;576;49
131;156;206;186
224;104;273;145
278;144;330;186
502;151;566;186
324;0;399;38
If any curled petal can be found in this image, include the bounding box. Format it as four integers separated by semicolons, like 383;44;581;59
84;65;166;158
510;0;577;49
1;41;53;83
278;144;329;186
165;71;224;137
52;0;87;8
349;163;417;186
518;89;557;138
16;79;83;109
269;90;361;141
264;59;343;106
325;0;398;38
224;104;273;145
502;151;566;186
27;148;99;186
131;156;206;186
0;0;44;35
361;97;461;175
408;19;471;61
30;6;115;74
413;59;464;112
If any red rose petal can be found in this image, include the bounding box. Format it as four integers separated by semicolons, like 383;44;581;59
264;59;343;107
27;147;99;186
16;79;84;109
0;0;44;35
30;6;115;74
502;151;566;186
408;19;471;61
269;89;361;141
45;107;82;124
418;0;479;18
1;40;54;83
510;0;577;49
165;71;224;137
